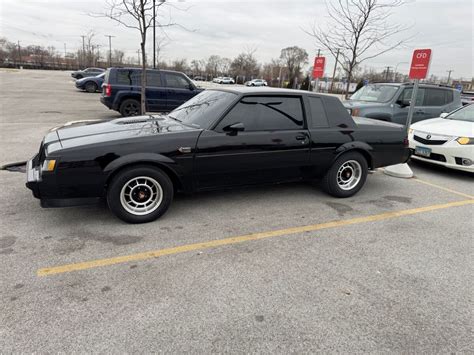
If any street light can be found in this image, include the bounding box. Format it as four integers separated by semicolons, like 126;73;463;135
393;61;408;82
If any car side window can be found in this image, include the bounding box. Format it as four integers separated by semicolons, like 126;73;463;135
165;73;190;89
307;97;329;127
116;70;140;85
399;88;424;106
147;71;162;87
446;90;453;104
423;88;448;106
216;96;304;132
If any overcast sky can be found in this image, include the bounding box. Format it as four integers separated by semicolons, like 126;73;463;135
1;0;472;79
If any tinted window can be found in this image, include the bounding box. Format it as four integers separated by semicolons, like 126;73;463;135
308;97;329;127
424;89;447;106
216;96;304;132
446;90;453;103
165;73;190;89
169;90;237;129
147;71;162;87
116;70;140;85
399;88;425;106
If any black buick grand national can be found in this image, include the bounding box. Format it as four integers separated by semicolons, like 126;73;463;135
26;87;410;223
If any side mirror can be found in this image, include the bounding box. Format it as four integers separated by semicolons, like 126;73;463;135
397;99;411;108
223;122;245;135
188;83;195;91
440;112;449;118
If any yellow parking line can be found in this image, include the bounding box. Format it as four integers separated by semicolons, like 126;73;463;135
37;199;474;277
412;178;474;199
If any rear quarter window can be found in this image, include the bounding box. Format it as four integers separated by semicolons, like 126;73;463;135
424;88;449;106
307;96;329;127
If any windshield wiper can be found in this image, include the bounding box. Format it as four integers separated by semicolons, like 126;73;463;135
168;115;182;123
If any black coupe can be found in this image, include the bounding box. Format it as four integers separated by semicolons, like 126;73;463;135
26;88;410;223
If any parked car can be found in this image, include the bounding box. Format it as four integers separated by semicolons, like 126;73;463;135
26;87;410;223
71;67;105;80
217;77;235;84
212;77;223;83
344;83;462;124
193;76;206;81
245;79;267;86
100;67;203;116
409;104;473;172
460;91;474;106
75;73;105;93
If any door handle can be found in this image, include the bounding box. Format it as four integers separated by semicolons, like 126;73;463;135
295;135;307;140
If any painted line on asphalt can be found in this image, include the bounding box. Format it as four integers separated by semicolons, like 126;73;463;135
37;199;474;277
412;177;474;199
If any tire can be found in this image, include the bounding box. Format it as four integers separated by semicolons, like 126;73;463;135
119;98;141;117
107;165;174;223
85;81;98;93
321;151;368;198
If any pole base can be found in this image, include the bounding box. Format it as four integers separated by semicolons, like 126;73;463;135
383;163;414;179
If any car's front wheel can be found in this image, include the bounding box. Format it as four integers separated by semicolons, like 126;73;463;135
107;165;174;223
119;99;141;117
321;151;368;198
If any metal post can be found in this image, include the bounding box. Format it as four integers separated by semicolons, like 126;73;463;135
105;35;114;67
153;0;156;69
330;48;340;93
406;79;419;133
81;35;86;69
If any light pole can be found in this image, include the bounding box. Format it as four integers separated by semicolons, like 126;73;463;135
105;35;115;67
393;61;408;82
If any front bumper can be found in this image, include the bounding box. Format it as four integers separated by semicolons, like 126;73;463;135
25;156;41;198
409;133;474;173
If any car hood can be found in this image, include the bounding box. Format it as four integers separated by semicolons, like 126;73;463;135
53;115;200;149
411;117;473;137
343;100;387;109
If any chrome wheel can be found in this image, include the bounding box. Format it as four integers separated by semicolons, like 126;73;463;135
336;160;362;191
119;176;163;216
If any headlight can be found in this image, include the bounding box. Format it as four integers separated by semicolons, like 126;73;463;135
409;128;414;134
456;137;474;145
41;159;57;172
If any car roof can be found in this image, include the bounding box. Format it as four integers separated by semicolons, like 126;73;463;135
208;86;334;97
109;67;185;75
369;82;456;90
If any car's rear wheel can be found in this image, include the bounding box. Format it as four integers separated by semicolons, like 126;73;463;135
321;151;368;198
107;166;173;223
85;81;98;93
119;99;141;117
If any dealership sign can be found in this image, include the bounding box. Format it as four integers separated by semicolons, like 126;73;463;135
409;49;432;79
312;57;325;78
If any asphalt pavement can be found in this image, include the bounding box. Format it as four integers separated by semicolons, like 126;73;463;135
1;69;473;353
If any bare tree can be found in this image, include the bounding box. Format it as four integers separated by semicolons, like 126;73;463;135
280;46;308;88
97;0;184;114
307;0;410;95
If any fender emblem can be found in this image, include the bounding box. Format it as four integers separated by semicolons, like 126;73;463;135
426;134;431;139
178;147;192;153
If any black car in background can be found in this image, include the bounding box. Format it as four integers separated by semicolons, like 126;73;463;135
71;67;105;79
75;73;105;93
26;88;410;223
100;67;204;116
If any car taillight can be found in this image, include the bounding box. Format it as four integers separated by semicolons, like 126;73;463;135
104;84;112;97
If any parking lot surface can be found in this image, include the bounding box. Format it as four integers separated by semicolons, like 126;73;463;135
1;69;473;353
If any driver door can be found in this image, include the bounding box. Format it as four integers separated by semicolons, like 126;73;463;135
194;95;311;190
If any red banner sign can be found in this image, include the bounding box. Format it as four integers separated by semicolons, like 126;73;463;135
312;56;325;78
409;49;432;79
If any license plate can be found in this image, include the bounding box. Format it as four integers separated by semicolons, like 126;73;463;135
415;146;431;157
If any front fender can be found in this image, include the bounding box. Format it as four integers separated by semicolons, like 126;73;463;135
104;152;176;175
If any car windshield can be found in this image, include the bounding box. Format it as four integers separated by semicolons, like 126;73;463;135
445;104;474;122
168;90;237;129
350;84;399;103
